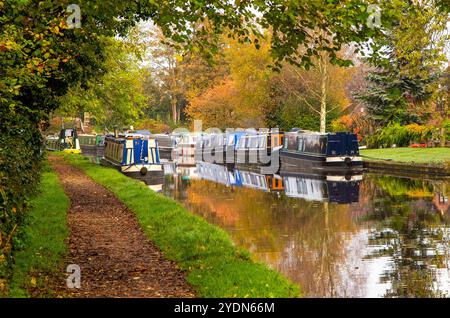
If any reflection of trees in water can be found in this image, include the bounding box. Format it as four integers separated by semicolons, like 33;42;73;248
364;175;450;297
183;179;359;297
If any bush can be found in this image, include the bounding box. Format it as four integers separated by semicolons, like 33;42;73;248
0;108;44;295
135;118;171;134
366;122;432;148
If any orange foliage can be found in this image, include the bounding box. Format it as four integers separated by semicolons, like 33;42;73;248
184;78;244;129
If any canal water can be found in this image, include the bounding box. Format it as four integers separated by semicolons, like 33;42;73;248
154;162;450;298
89;153;450;297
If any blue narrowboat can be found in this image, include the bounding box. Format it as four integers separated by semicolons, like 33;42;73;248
280;129;363;173
101;133;163;177
282;172;362;203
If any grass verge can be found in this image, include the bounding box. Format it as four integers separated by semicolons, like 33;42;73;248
8;169;69;297
62;154;300;297
361;147;450;164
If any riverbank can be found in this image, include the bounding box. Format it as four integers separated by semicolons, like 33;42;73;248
361;148;450;177
61;154;300;297
8;169;69;297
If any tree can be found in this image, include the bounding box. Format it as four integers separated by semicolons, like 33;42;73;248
185;34;272;128
142;23;228;125
358;0;449;128
58;37;148;131
185;79;243;129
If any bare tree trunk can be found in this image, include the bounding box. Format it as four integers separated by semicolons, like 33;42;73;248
320;60;327;133
440;127;446;147
79;117;85;133
171;95;177;124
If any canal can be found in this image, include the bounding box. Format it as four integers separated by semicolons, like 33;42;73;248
152;162;450;298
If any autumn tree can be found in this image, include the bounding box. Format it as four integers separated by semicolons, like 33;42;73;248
358;0;449;131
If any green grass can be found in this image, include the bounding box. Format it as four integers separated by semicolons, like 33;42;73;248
361;147;450;164
63;154;300;298
9;170;69;298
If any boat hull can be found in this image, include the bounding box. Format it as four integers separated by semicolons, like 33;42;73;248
101;158;164;178
280;150;363;174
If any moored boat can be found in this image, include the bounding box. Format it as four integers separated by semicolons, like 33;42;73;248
172;132;199;166
46;128;81;153
280;129;363;173
101;133;163;177
235;129;284;167
151;134;173;161
78;134;105;157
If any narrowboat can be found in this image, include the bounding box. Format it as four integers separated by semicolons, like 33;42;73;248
151;134;173;161
280;129;363;173
235;129;284;167
195;132;228;164
282;172;362;203
101;133;163;177
78;134;105;157
172;132;200;166
46;128;81;153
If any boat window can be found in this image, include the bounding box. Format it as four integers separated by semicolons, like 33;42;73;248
288;135;297;150
304;136;322;154
319;136;327;154
249;136;259;148
238;138;246;149
297;138;304;151
272;136;278;147
259;136;266;148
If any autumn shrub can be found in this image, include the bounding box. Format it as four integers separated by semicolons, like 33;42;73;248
366;122;432;148
135;118;171;134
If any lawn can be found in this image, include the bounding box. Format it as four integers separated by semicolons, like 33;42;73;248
8;170;69;297
62;154;300;298
360;147;450;164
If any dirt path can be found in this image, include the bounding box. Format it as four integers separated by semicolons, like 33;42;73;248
49;156;195;297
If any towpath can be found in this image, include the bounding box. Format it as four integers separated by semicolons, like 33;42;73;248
49;156;195;297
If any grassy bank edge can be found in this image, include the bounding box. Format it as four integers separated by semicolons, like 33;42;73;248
62;154;300;298
8;169;69;297
360;147;450;164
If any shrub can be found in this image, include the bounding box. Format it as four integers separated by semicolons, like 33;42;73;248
0;110;44;295
366;122;432;148
135;118;171;134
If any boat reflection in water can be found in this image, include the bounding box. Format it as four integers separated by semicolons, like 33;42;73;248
196;161;361;203
130;173;164;193
282;173;361;203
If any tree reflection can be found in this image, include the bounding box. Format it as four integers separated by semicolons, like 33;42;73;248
181;179;359;297
364;175;450;297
